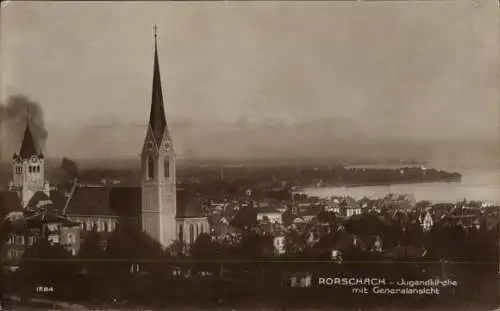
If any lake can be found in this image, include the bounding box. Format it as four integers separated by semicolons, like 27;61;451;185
302;163;500;203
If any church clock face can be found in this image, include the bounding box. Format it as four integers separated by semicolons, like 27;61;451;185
30;156;38;163
146;141;154;151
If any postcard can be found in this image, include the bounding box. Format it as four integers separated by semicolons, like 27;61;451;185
0;1;499;310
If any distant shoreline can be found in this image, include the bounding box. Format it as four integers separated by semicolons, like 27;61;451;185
296;179;462;191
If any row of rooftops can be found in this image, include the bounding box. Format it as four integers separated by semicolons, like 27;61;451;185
204;193;500;237
0;186;205;222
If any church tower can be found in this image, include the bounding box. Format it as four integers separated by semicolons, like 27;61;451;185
11;121;47;208
141;26;177;248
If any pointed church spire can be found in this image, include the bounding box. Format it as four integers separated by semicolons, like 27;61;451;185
19;113;38;158
148;24;169;146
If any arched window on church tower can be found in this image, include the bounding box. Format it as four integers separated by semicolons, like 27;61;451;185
164;158;170;178
179;224;184;242
189;224;194;244
147;156;155;180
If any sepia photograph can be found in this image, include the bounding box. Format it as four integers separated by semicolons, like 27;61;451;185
0;1;499;310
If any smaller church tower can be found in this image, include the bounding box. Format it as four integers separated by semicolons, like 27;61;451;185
11;121;48;208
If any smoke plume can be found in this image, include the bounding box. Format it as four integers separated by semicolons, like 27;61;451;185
0;95;48;160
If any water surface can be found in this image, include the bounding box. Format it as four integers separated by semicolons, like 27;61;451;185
303;165;500;203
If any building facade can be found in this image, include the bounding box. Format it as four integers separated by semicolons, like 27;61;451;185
176;189;209;245
9;122;50;208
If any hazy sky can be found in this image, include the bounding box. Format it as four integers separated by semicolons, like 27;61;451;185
1;1;498;159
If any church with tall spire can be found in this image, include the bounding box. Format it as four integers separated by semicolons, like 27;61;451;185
1;27;208;262
141;26;208;248
10;120;49;208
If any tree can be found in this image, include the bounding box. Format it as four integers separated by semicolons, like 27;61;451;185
317;211;338;224
102;226;168;303
312;231;338;254
240;232;274;259
79;230;104;260
190;233;213;258
190;233;219;275
105;225;165;276
281;209;296;227
265;188;291;201
77;230;105;299
230;206;257;230
165;239;185;257
293;193;308;202
401;221;423;246
235;232;274;279
426;222;467;261
61;157;79;181
285;229;308;255
0;219;13;253
20;239;76;299
345;213;384;235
